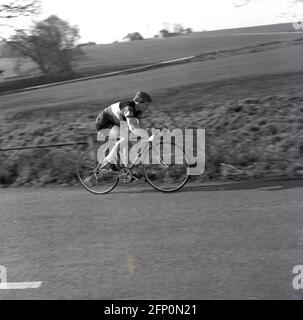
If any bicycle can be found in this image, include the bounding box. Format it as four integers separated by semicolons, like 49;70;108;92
76;126;190;194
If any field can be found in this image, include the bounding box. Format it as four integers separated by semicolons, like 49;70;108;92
0;30;303;187
1;27;303;79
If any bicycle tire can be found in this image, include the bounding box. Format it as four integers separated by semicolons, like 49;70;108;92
76;146;119;194
143;141;189;192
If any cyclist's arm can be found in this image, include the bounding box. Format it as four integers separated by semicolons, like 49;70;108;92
122;105;148;137
126;117;145;136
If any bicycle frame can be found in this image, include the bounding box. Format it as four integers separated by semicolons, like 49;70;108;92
121;133;167;171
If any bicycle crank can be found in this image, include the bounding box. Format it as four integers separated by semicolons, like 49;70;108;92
119;167;133;183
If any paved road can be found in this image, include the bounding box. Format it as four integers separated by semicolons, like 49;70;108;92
0;180;303;299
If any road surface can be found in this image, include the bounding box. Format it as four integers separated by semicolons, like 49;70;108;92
0;179;303;299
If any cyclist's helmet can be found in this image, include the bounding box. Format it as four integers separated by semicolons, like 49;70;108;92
133;91;152;103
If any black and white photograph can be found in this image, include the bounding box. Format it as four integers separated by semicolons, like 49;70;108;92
0;0;303;302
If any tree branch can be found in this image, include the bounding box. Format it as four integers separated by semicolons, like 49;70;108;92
0;0;40;18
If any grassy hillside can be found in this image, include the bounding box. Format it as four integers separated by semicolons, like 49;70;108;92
75;31;303;74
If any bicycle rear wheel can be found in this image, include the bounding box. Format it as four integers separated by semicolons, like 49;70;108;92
143;142;189;192
76;146;119;194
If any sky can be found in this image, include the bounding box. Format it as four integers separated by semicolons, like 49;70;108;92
2;0;303;43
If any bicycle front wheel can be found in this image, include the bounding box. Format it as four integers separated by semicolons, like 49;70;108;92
76;146;119;194
143;142;189;192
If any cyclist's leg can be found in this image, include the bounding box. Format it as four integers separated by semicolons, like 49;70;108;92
95;118;119;170
100;120;144;168
101;125;128;168
103;125;119;165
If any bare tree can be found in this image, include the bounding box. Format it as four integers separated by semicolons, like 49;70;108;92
0;0;40;35
0;0;39;19
6;15;83;78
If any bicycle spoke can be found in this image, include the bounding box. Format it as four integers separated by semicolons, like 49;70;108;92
144;142;189;192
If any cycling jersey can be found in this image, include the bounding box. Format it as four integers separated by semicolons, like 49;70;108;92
96;101;142;131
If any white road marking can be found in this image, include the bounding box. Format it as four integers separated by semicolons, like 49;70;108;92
0;265;42;290
159;56;195;64
0;281;42;289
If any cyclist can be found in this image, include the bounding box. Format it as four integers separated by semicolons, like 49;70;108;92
95;91;152;171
